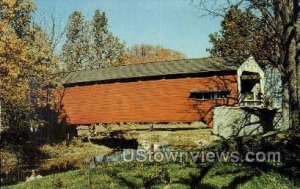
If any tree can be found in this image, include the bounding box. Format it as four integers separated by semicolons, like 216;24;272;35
208;6;277;63
61;10;126;70
0;0;35;39
122;44;186;65
0;0;58;135
38;12;67;56
0;17;30;130
89;10;126;68
61;11;89;71
195;0;300;128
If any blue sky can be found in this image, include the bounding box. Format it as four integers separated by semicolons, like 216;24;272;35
34;0;222;58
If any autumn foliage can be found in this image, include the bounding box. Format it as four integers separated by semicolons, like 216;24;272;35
122;44;185;66
0;0;58;132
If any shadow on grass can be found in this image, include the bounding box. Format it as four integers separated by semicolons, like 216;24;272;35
89;137;139;149
191;163;215;189
194;127;300;189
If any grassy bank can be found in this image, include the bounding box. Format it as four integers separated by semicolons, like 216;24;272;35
38;140;112;171
0;140;112;185
1;123;210;186
5;162;298;189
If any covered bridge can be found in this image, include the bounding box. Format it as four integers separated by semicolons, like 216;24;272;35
56;57;278;127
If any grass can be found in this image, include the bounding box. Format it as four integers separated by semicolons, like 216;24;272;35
239;171;298;189
38;140;112;171
200;163;298;189
5;162;299;189
1;123;210;186
0;139;113;186
2;126;300;188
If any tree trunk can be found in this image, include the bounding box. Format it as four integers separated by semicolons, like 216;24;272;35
280;0;300;129
288;37;300;128
282;78;291;129
296;5;300;128
0;101;2;136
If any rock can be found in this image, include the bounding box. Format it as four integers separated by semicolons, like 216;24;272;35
191;122;208;129
26;170;42;182
262;131;278;138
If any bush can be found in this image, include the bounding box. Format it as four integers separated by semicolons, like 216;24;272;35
0;148;19;173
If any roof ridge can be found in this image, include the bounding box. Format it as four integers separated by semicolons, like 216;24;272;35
62;57;220;74
115;56;217;67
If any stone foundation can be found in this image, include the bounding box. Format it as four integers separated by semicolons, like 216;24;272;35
212;106;278;139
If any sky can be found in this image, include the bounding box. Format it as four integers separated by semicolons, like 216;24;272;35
34;0;222;58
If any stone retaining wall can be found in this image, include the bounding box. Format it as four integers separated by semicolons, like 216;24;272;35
212;106;278;139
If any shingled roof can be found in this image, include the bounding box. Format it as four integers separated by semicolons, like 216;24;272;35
63;57;238;85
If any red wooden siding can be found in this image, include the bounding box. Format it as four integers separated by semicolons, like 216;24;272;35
56;74;238;127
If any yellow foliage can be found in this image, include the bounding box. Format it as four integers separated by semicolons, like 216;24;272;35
0;0;58;129
0;148;19;173
0;21;29;106
122;44;185;66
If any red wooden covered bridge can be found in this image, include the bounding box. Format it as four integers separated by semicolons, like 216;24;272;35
56;57;241;127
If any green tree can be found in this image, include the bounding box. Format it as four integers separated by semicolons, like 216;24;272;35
61;11;90;71
61;10;126;70
90;10;125;68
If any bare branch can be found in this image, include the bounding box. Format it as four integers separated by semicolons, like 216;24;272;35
191;0;245;17
51;15;67;52
38;10;66;53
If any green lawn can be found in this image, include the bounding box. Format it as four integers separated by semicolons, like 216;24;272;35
5;162;299;189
